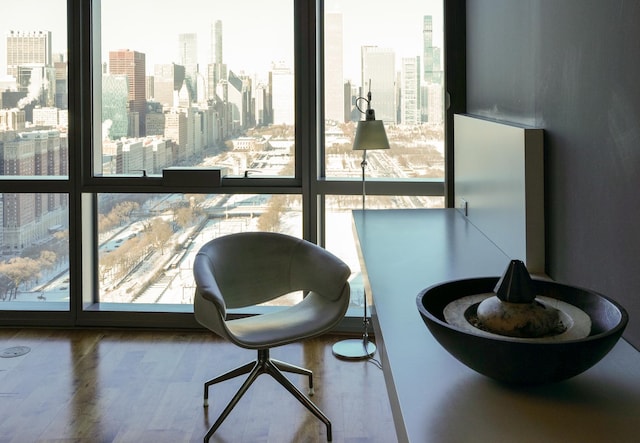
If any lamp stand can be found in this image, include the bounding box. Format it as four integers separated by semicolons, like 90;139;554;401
332;150;377;359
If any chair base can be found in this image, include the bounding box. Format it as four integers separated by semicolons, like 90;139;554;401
203;348;332;442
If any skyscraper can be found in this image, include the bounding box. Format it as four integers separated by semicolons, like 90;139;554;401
422;15;444;124
179;33;198;75
401;57;419;125
361;46;396;124
324;12;344;123
109;49;146;136
271;61;294;126
178;33;198;101
6;30;52;78
102;74;129;139
6;30;56;108
422;16;441;84
153;63;186;108
208;20;227;99
211;20;223;65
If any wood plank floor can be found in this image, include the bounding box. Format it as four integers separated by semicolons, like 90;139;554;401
0;329;397;443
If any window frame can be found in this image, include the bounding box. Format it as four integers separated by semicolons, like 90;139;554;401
0;0;464;329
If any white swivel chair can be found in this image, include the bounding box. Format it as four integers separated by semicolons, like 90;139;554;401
193;231;351;442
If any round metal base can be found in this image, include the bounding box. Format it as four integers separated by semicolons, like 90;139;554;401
332;339;376;359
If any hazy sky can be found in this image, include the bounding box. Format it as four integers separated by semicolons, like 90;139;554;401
1;0;443;86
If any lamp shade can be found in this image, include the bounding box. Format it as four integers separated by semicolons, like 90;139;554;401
353;119;390;151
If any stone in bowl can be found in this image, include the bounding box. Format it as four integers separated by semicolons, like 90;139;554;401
416;277;628;385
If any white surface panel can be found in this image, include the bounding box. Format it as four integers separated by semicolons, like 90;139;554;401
454;114;544;273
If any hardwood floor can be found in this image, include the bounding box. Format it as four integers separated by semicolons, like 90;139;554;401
0;329;397;443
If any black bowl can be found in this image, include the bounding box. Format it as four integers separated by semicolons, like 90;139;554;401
416;277;628;385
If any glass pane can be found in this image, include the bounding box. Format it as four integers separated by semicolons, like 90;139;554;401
0;193;69;309
324;1;444;180
324;195;444;310
0;0;68;177
97;193;301;305
98;0;294;177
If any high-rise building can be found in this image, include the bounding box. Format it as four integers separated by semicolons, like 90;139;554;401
325;12;344;123
102;74;129;140
145;75;154;101
211;20;223;65
422;16;442;84
425;82;444;124
401;57;419;125
6;31;52;78
6;31;56;110
164;111;188;161
254;83;269;126
109;49;146;136
53;53;68;109
153;63;185;108
361;46;396;124
271;62;294;126
179;33;198;76
178;33;198;101
208;20;227;99
422;15;444;124
227;71;252;130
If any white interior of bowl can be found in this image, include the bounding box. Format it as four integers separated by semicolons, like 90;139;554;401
443;293;592;343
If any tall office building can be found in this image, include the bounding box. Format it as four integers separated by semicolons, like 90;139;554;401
102;74;129;140
178;33;198;101
254;83;268;125
53;54;68;109
179;33;198;76
153;63;185;108
422;15;444;124
227;71;252;130
425;82;444;124
165;111;188;161
361;46;396;124
271;62;294;126
422;16;442;84
401;57;419;125
109;49;146;136
6;30;52;78
211;20;223;65
6;31;56;109
324;12;344;123
207;20;227;99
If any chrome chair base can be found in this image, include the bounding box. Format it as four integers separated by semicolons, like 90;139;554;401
203;348;332;442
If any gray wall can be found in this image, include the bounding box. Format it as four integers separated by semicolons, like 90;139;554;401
464;0;640;348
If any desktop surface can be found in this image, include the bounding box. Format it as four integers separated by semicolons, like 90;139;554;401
353;208;640;443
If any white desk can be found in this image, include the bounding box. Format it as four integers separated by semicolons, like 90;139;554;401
353;209;640;443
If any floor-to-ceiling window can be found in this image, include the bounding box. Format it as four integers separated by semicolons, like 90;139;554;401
0;0;456;328
0;1;71;322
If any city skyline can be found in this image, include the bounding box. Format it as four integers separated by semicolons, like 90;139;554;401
1;0;443;89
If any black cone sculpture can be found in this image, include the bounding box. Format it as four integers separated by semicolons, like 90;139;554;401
494;259;536;303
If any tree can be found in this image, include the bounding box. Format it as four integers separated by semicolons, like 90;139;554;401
148;219;173;255
258;195;287;232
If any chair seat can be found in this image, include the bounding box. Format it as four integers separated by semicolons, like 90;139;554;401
226;293;346;349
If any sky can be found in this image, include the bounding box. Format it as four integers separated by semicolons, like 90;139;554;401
1;0;443;87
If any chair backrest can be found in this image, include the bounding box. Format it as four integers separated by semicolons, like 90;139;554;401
194;232;351;310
